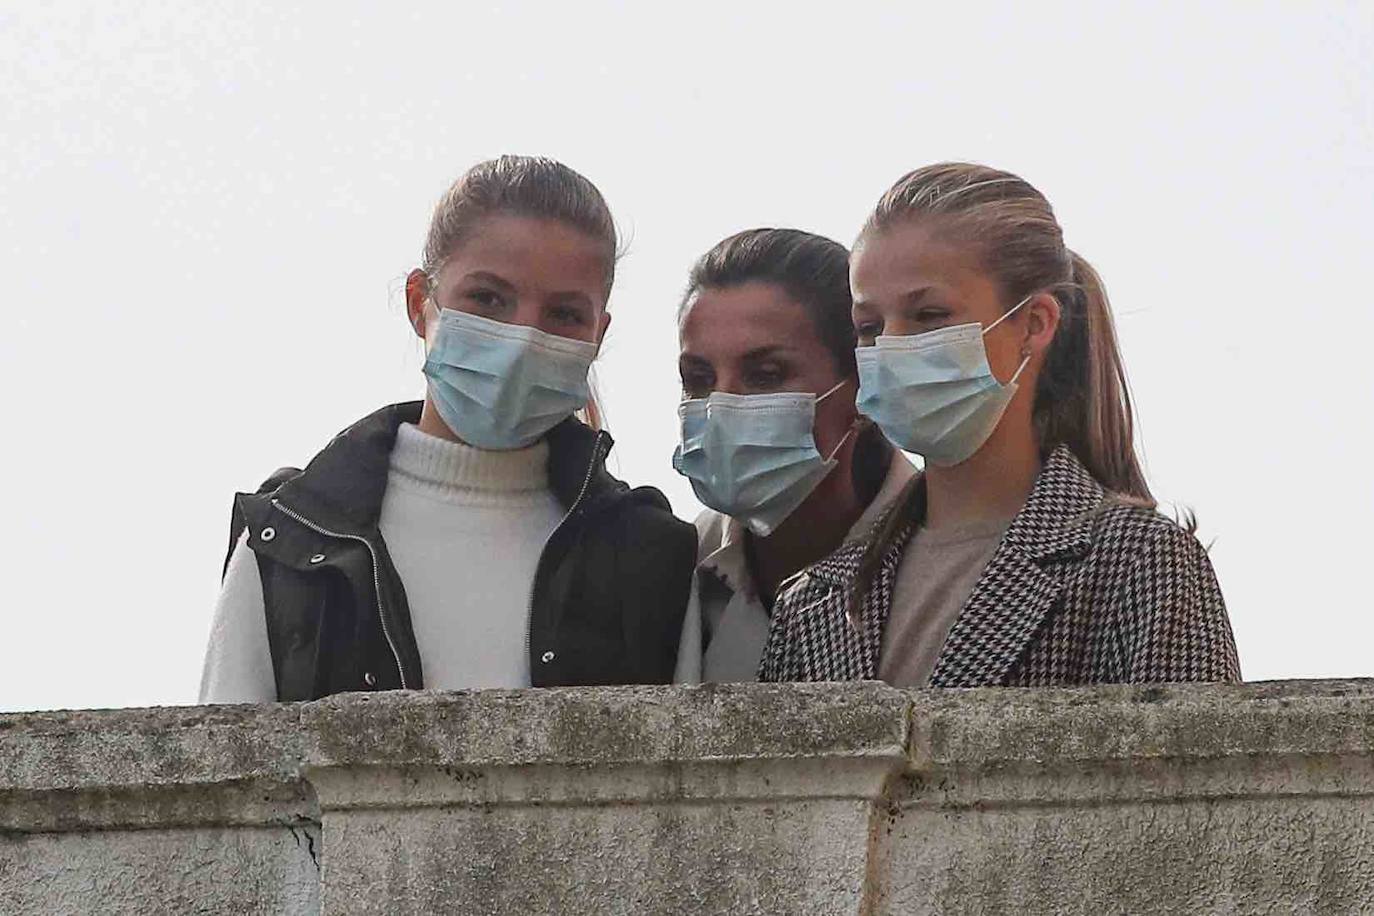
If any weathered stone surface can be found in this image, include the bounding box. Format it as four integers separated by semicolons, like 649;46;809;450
878;680;1374;915
874;796;1374;915
320;796;875;915
302;682;911;771
0;702;320;915
1;825;321;916
4;680;1374;915
304;684;909;915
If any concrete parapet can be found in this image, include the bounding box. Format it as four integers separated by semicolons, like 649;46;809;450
3;680;1373;914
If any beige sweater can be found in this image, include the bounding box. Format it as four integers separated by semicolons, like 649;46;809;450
877;514;1014;687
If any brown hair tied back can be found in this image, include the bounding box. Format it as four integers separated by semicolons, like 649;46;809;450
421;155;619;294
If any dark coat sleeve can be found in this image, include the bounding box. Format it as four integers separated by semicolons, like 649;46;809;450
1116;521;1241;683
617;501;698;684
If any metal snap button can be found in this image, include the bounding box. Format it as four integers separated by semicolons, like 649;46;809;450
541;651;555;664
309;554;326;564
363;671;377;686
260;527;276;542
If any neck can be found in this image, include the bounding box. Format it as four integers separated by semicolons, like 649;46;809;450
924;409;1040;531
748;438;865;603
418;397;465;445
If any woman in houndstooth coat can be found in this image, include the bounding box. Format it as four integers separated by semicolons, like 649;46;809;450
758;164;1240;687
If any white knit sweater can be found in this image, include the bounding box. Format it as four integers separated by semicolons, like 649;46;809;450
198;423;565;702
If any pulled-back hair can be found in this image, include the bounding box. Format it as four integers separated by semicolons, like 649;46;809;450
682;228;857;378
421;155;619;293
863;163;1151;502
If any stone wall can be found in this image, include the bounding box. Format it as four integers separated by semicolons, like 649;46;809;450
4;680;1373;914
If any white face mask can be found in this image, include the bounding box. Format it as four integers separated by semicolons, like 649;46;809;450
671;379;853;536
855;294;1032;467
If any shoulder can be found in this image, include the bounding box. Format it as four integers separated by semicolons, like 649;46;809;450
590;490;697;622
1093;500;1205;550
1087;499;1215;580
600;487;697;556
231;466;302;524
1086;500;1236;681
255;466;302;495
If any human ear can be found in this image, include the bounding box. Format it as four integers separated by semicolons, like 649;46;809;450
595;309;612;347
405;269;431;340
1025;292;1061;357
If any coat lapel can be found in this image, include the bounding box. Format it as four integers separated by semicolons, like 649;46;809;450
801;508;918;680
928;446;1103;687
927;542;1062;686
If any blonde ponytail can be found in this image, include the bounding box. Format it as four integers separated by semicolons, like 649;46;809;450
1038;251;1152;502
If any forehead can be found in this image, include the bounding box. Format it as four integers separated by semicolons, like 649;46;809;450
679;281;821;356
851;221;990;303
438;213;610;295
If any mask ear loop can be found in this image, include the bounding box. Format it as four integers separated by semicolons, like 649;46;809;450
418;289;447;336
823;424;857;462
982;294;1036;388
1008;351;1032;386
815;376;851;404
982;292;1035;336
816;376;859;461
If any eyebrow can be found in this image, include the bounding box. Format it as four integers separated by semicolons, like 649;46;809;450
548;290;595;310
678;346;793;367
740;345;794;362
458;270;516;291
853;287;934;313
901;286;936;307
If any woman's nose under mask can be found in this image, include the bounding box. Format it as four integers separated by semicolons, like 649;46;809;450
423;307;598;450
856;294;1032;467
672;379;853;537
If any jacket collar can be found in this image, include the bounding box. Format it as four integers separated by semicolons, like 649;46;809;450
929;445;1106;686
1000;444;1104;563
698;444;918;600
270;402;622;536
803;444;1104;587
544;412;626;509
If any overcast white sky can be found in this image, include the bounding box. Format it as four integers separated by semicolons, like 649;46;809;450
2;2;1371;712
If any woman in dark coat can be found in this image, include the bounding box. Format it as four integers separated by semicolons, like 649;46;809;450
201;156;695;702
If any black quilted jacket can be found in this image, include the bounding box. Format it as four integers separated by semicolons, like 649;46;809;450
228;402;696;700
758;445;1241;686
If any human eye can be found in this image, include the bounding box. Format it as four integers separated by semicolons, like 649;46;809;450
912;306;953;329
463;287;507;313
680;369;714;399
744;362;790;391
550;304;589;327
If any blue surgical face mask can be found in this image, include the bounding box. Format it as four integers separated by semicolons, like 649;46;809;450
856;294;1033;467
672;380;853;537
422;307;599;450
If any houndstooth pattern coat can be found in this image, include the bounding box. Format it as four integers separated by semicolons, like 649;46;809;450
758;446;1241;686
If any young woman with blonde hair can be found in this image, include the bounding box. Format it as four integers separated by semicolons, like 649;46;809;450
759;164;1240;686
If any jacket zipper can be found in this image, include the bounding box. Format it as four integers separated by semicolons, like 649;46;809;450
270;499;410;690
526;431;607;678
